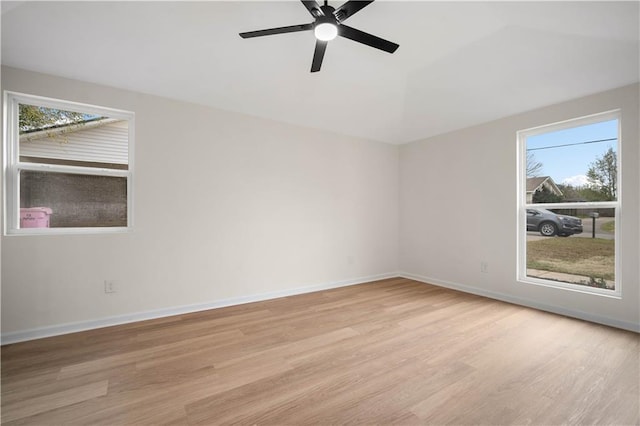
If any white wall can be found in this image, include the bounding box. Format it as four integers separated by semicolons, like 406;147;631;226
2;67;637;342
1;67;399;341
399;84;639;331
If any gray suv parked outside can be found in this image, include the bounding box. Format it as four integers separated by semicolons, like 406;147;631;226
526;208;583;237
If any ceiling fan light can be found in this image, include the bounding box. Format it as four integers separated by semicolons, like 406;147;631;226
314;22;337;41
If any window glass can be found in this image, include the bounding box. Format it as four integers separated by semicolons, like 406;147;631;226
19;103;128;169
526;119;617;203
20;170;127;228
519;112;619;295
526;206;615;290
4;92;133;234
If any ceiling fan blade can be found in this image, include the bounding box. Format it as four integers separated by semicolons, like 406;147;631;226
334;1;374;21
300;0;323;17
239;23;313;39
311;40;328;72
338;24;399;53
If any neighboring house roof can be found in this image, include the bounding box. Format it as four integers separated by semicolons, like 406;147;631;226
20;118;128;165
526;176;563;196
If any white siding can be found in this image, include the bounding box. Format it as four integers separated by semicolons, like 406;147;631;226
20;120;128;165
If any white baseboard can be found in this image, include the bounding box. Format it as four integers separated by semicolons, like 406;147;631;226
1;272;398;345
4;271;635;345
399;271;640;333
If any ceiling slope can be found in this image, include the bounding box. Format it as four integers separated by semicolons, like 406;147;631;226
2;1;638;144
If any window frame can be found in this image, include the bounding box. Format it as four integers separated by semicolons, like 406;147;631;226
3;91;135;235
516;110;621;298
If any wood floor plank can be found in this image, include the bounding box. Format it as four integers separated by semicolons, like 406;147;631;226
1;380;108;423
1;278;638;425
56;329;243;380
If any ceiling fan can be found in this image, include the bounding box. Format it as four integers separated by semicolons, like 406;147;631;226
239;0;399;73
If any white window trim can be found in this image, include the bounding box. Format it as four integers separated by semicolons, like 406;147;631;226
3;91;135;235
516;110;622;298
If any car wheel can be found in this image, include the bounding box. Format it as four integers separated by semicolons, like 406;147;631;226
539;222;558;236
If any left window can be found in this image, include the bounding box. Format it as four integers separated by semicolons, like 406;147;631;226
3;92;134;234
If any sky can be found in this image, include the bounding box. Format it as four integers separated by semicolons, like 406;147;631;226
526;119;618;186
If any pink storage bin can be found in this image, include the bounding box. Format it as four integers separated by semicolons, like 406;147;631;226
20;207;53;228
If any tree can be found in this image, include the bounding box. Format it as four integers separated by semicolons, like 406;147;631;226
19;104;85;134
578;186;610;202
532;185;563;203
556;183;582;202
526;152;543;177
586;147;617;200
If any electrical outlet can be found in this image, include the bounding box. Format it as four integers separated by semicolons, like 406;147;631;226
104;280;117;293
480;262;489;273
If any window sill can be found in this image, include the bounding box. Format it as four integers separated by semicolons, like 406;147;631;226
518;274;622;299
5;226;132;236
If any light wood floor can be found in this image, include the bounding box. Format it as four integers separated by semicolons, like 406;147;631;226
1;278;638;425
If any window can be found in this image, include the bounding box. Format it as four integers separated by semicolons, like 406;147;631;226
517;111;620;296
3;92;134;234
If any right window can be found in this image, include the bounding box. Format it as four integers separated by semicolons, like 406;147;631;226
518;110;621;296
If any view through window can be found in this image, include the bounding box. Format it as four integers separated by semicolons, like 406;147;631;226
518;111;620;294
4;92;134;233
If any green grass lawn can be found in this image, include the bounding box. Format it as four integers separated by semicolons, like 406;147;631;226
601;220;615;233
527;237;614;281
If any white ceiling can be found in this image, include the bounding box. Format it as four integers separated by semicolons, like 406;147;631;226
2;1;639;144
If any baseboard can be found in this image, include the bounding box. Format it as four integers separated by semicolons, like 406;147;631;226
1;272;398;345
399;271;640;333
6;270;635;345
